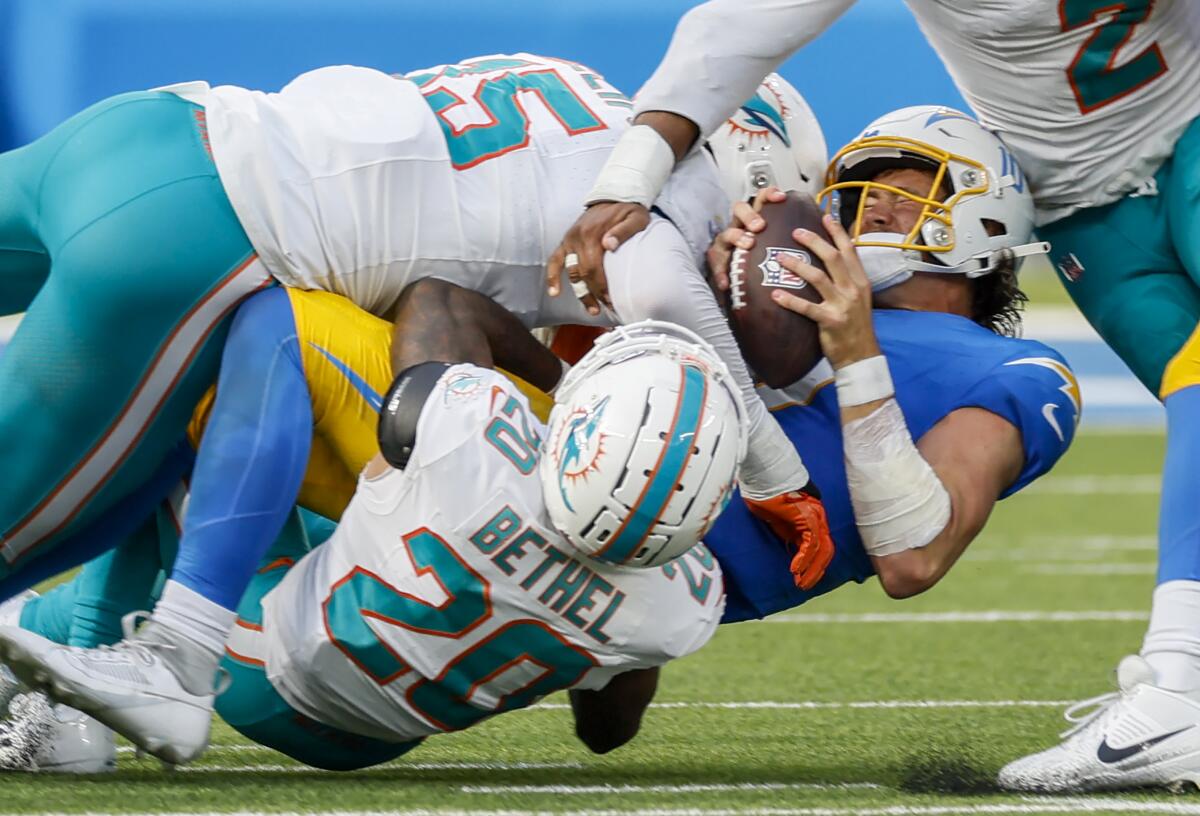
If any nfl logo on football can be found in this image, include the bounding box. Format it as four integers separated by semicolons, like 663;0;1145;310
759;247;810;290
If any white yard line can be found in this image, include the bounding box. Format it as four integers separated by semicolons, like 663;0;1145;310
986;535;1157;552
1026;475;1160;495
964;551;1142;562
1076;424;1165;436
129;743;580;770
528;700;1074;711
964;536;1157;562
1023;564;1156;576
460;783;882;794
763;611;1147;624
173;761;584;773
70;803;1200;816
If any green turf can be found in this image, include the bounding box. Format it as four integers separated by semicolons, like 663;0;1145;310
1;431;1186;815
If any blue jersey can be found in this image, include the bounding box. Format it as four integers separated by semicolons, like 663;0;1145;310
710;310;1080;623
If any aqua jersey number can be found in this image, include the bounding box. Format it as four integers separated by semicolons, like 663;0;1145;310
408;620;597;731
1060;0;1168;114
324;523;599;731
323;528;490;684
411;58;612;169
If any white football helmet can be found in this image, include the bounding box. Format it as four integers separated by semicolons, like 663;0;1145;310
540;320;748;568
820;105;1049;291
707;74;828;202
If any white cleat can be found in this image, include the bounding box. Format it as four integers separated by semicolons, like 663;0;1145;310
0;591;37;718
0;692;115;773
0;663;20;719
999;655;1200;793
0;617;221;766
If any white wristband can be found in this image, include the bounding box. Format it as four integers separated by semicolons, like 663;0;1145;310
585;125;676;209
835;356;895;407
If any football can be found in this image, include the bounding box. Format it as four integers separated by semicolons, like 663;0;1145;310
725;192;828;388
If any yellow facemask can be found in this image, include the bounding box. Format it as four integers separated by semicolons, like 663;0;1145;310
818;135;990;256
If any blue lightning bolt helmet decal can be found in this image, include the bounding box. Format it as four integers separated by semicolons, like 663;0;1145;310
924;109;973;127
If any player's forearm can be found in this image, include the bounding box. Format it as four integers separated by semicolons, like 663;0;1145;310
837;358;952;584
868;409;1023;599
870;474;996;599
391;279;564;392
590;0;853;209
870;522;968;600
631;111;700;162
634;0;856;139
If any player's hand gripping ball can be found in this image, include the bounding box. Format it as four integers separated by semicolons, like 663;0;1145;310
725;193;828;388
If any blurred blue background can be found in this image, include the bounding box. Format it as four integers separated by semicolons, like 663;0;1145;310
0;0;1159;427
0;0;966;153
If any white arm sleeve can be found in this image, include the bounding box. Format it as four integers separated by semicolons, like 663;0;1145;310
606;216;809;499
635;0;857;138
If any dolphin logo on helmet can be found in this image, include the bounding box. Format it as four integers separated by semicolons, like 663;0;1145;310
706;74;827;202
555;395;610;512
539;321;748;569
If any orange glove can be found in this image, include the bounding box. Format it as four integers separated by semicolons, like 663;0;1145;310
744;485;835;590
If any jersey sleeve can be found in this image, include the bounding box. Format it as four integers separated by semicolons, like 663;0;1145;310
634;0;857;137
407;365;544;474
601;545;726;669
952;353;1081;497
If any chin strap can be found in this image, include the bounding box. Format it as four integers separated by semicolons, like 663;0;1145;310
858;235;1050;292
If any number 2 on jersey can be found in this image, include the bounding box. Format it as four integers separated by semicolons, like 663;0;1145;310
413;58;610;169
324;526;597;731
1060;0;1168;114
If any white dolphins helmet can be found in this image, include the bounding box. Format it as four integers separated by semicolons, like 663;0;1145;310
707;73;828;201
540;320;748;568
820;105;1048;291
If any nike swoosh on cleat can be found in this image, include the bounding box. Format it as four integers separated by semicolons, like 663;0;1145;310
1096;726;1193;764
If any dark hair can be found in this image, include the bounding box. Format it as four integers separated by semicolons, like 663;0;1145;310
970;255;1027;337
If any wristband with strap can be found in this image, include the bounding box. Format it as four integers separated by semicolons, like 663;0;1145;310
835;356;895;407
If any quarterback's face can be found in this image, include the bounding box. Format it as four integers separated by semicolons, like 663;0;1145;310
857;167;942;235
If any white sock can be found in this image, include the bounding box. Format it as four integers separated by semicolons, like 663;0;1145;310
0;590;35;629
1141;580;1200;692
152;580;236;661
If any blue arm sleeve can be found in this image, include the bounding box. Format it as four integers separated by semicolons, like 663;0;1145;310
169;288;312;611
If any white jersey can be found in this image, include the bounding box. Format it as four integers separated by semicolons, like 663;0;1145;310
160;54;806;499
160;54;728;321
252;365;723;743
634;0;1200;224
